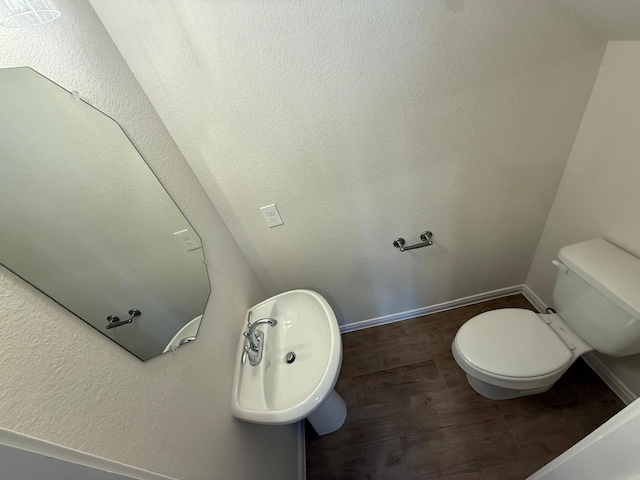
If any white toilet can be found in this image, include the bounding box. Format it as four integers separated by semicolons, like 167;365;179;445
452;238;640;400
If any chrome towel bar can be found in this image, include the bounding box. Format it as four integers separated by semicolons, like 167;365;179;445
106;309;141;329
393;231;433;252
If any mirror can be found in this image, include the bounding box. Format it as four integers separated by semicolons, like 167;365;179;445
0;67;211;361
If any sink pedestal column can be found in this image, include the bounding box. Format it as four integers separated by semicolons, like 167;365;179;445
307;389;347;436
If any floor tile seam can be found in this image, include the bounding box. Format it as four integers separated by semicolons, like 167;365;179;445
430;410;506;430
423;360;449;396
392;439;410;475
421;398;500;430
336;378;359;409
397;434;424;470
342;342;378;354
343;362;404;379
403;322;472;335
501;400;580;422
496;397;577;418
348;389;430;406
406;407;526;442
423;395;441;429
500;415;527;463
379;330;457;344
309;433;410;454
479;470;491;480
432;356;450;389
399;446;498;479
349;358;444;381
381;355;444;372
398;430;522;476
400;318;410;336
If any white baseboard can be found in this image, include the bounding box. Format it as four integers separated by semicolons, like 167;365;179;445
0;428;176;480
582;353;637;405
338;283;638;405
521;284;547;313
339;285;523;334
298;421;306;480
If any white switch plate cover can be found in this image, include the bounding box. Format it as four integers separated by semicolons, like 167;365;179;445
260;204;284;227
173;228;202;251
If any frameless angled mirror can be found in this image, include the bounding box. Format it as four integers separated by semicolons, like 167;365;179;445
0;67;211;361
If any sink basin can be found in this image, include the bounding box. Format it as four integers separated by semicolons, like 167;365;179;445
231;289;345;433
162;315;202;353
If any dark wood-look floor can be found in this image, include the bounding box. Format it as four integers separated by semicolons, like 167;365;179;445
306;294;625;480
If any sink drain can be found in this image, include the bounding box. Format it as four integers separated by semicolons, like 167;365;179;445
285;352;296;364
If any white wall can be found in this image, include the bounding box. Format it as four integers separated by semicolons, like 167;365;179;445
89;0;605;326
0;1;299;479
527;42;640;396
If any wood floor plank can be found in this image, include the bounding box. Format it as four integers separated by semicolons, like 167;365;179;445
335;375;358;410
364;321;409;344
353;360;447;407
480;455;555;480
340;344;387;378
434;353;467;388
414;470;484;480
493;359;618;417
341;330;371;351
307;394;437;451
503;396;624;461
427;383;504;427
401;417;524;477
306;437;410;480
342;321;408;351
381;326;459;369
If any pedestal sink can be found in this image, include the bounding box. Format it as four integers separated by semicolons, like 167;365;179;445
231;289;346;435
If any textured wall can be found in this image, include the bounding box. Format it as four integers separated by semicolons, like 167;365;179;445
0;1;299;479
90;0;605;326
526;42;640;396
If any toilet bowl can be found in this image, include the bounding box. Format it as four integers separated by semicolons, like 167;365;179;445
452;238;640;400
452;309;591;400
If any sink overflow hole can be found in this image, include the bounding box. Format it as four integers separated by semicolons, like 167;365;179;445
285;352;296;364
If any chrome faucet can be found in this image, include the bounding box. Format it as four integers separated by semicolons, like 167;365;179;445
245;318;277;351
242;315;277;366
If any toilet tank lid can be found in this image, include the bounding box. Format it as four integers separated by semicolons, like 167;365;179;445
559;238;640;319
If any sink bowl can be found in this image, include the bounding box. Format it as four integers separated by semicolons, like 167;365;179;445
231;289;345;433
162;315;202;353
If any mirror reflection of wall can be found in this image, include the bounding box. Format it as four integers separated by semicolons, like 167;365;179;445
0;67;211;361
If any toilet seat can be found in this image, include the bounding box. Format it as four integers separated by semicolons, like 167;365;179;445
453;309;573;381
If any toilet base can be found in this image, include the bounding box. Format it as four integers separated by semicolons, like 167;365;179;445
466;374;553;400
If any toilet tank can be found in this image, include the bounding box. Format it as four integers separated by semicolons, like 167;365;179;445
553;238;640;357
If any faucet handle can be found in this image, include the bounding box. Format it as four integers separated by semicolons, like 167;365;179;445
247;310;253;327
241;344;250;365
243;330;259;352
